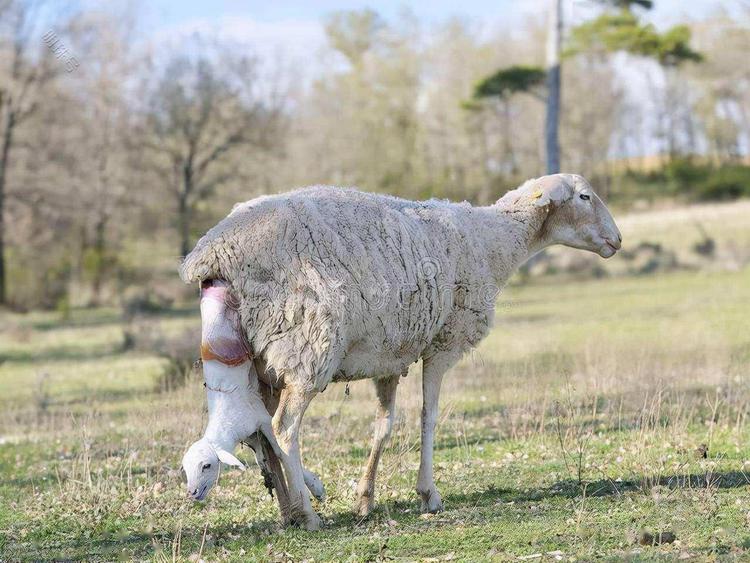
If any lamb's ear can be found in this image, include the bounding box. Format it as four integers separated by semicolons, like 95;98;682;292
533;174;574;208
216;449;246;471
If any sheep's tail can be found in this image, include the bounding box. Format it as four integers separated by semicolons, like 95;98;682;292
179;234;226;284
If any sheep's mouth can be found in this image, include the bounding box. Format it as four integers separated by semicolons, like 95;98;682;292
598;243;618;258
191;484;209;501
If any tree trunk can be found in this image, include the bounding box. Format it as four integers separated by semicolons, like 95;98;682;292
477;113;492;204
0;110;15;306
545;0;563;175
178;163;193;258
178;193;191;258
501;99;518;176
91;214;107;306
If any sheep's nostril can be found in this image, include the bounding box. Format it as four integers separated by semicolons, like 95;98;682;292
617;234;622;243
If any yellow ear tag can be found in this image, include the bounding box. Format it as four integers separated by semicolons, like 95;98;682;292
532;190;543;200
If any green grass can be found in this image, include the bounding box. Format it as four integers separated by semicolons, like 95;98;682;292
2;264;750;561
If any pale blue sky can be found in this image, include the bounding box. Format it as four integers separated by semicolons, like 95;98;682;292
118;0;740;74
135;0;737;31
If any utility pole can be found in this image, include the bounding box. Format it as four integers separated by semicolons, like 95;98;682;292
545;0;563;174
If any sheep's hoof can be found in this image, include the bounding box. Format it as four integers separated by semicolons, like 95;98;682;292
301;512;323;531
289;510;322;531
353;494;375;517
419;489;444;514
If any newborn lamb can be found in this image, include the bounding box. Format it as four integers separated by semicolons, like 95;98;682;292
181;280;323;521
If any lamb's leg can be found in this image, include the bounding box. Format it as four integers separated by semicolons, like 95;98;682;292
272;384;321;530
354;374;399;517
416;354;457;513
257;378;325;501
245;431;293;525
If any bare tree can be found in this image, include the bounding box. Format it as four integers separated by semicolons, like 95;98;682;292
67;11;140;304
0;1;66;304
304;10;421;197
140;44;283;257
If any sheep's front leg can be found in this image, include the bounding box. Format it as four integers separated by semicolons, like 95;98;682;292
272;384;321;530
354;374;399;517
416;354;457;513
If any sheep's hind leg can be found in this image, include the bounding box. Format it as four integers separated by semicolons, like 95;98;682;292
257;377;325;501
416;353;459;514
272;384;321;530
354;374;399;517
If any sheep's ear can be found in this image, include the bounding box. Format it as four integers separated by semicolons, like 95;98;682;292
533;174;574;208
217;449;246;471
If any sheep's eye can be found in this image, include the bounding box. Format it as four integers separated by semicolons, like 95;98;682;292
202;463;211;471
579;194;591;201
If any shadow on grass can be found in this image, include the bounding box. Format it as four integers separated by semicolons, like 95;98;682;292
443;469;750;508
27;310;124;332
49;387;155;407
0;463;151;491
225;469;750;538
0;345;123;364
0;470;64;490
27;306;197;332
5;531;160;561
11;515;289;560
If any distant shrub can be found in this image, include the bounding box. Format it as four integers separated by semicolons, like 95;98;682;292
694;165;750;201
618;241;681;275
665;158;711;191
121;286;174;321
615;160;750;203
34;372;51;420
623;167;666;184
692;235;716;258
119;279;198;391
615;169;670;205
121;316;200;391
155;329;201;392
664;160;750;201
7;250;71;311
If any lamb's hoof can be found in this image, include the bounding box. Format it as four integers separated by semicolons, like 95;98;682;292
419;490;444;514
353;493;375;517
304;471;326;502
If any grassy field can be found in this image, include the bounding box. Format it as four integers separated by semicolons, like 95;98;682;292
2;202;750;561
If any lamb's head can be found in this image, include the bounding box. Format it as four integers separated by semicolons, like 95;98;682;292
182;437;245;501
532;173;621;258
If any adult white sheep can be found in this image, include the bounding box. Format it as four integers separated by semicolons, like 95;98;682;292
180;173;621;530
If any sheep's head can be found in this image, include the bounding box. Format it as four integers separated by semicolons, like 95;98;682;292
533;173;622;258
182;437;245;501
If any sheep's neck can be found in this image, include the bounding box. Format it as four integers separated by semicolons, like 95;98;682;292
479;198;549;285
203;360;263;452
